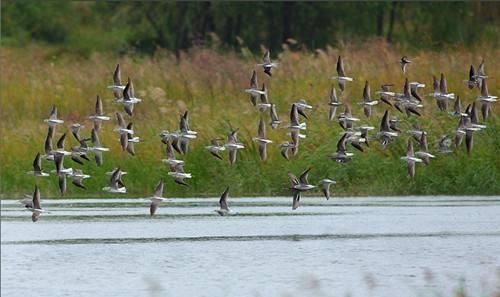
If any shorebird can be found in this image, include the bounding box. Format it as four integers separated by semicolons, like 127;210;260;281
338;105;359;131
376;84;395;107
473;59;488;87
289;130;304;156
289;104;307;131
400;139;422;178
52;133;72;157
415;133;435;165
319;178;336;200
88;95;110;130
178;111;197;155
328;86;342;120
44;105;64;127
70;123;84;142
89;128;109;166
461;114;480;154
288;167;316;210
409;81;425;102
215;186;230;216
27;153;49;177
408;123;427;142
257;84;271;112
269;103;281;129
167;163;192;186
125;123;139;156
477;79;497;120
346;130;368;152
20;185;46;222
162;139;184;166
330;133;354;163
294;99;313;119
358;80;378;117
117;78;142;116
450;95;468;117
400;56;411;73
54;154;70;195
245;70;265;106
107;64;126;99
389;117;402;133
258;50;278;76
377;110;398;147
102;167;127;193
433;73;455;111
42;126;55;161
115;112;133;151
438;135;453;154
70;169;90;189
332;55;353;91
463;65;480;89
106;167;128;176
149;179;167;216
279;141;295;160
394;79;422;117
468;102;487;130
225;128;245;165
206;138;225;160
71;138;91;165
253;119;273;161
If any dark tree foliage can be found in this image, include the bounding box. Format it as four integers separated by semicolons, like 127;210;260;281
1;1;499;55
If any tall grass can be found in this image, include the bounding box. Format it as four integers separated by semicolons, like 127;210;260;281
1;41;499;198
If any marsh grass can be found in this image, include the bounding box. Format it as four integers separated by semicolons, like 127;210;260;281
1;41;499;198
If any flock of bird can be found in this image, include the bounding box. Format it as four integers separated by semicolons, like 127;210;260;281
20;51;497;221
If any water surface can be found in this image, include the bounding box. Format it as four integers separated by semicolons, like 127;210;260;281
2;196;500;297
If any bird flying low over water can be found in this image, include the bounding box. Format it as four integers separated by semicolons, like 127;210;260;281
415;133;435;165
89;128;109;166
215;186;230;216
319;178;336;200
20;185;46;222
149;179;167;216
377;110;398;147
88;95;110;130
332;55;353;91
70;169;90;189
257;50;278;77
330;133;354;163
103;167;127;193
162;139;184;167
288;167;316;210
167;163;192;186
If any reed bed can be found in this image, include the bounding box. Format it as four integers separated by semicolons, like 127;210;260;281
1;41;499;198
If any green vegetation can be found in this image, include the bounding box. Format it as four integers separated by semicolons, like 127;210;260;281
0;42;499;198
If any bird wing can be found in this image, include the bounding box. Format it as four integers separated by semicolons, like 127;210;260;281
153;180;164;198
219;187;230;211
113;64;121;85
299;167;312;184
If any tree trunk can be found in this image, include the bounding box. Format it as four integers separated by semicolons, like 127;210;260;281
386;1;398;43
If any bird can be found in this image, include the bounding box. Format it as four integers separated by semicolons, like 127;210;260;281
107;64;126;99
476;79;497;120
438;135;453;154
358;80;378;117
319;178;336;200
332;55;353;91
53;133;72;157
409;81;425;102
167;163;191;186
435;73;455;111
288;104;307;131
338;105;360;131
415;133;435;165
178;111;198;155
70;169;90;189
117;78;142;116
288;167;316;210
89;128;109;166
125;123;139;156
400;56;411;73
215;186;230;216
279;141;295;160
20;185;45;222
253;118;272;161
257;83;271;112
389;117;402;133
42;126;55;161
245;70;264;106
376;84;395;107
377;110;398;147
269;103;281;129
330;133;354;163
225;128;245;165
70;123;84;142
102;167;127;193
473;59;488;88
294;99;313;119
54;154;69;195
258;50;278;76
206;138;225;160
162;139;184;167
88;95;110;130
115;112;133;151
44;105;64;127
450;95;467;117
463;65;480;89
328;86;342;120
27;153;49;177
400;138;422;178
149;179;167;216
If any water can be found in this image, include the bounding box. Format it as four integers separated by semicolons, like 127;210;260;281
2;196;500;297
